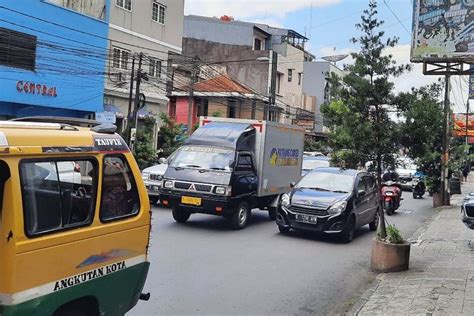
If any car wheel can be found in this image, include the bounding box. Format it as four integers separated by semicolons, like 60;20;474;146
278;225;290;234
172;206;191;223
369;210;379;231
340;216;356;243
230;202;250;230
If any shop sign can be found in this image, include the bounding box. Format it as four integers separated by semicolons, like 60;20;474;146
16;81;57;97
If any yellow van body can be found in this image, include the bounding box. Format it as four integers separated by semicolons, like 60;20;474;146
0;121;151;316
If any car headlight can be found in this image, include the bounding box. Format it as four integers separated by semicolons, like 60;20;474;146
281;193;290;207
142;173;149;180
328;201;347;216
164;180;174;189
214;186;231;196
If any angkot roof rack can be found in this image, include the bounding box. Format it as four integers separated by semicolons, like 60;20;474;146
11;116;100;127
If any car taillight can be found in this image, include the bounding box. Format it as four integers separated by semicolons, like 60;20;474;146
385;197;392;202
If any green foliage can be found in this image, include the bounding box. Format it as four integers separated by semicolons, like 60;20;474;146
378;224;404;244
157;112;187;159
304;138;330;154
211;110;222;117
133;117;157;170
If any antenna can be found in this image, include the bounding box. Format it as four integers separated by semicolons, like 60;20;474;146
321;54;349;65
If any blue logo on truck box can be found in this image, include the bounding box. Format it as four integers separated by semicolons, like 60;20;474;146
269;148;299;166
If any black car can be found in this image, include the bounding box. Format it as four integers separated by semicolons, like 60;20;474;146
276;167;379;242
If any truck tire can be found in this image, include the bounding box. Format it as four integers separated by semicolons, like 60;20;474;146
268;208;276;220
278;225;290;234
172;207;191;223
149;197;159;205
230;202;250;230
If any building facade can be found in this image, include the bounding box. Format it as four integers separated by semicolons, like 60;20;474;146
303;61;345;133
0;0;110;119
181;15;316;128
104;0;185;133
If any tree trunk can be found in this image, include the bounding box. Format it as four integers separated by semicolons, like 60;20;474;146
376;154;386;239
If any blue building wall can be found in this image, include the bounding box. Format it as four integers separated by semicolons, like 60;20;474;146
0;0;110;118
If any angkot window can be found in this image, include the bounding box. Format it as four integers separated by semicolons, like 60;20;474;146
100;156;140;221
0;161;10;226
112;47;130;70
116;0;132;11
152;1;166;24
0;27;37;71
20;159;97;236
149;58;162;77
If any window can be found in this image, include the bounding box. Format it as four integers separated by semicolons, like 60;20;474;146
152;1;166;24
276;73;282;95
112;47;129;70
20;159;96;236
254;38;262;51
357;178;366;193
364;176;376;190
100;156;140;221
149;58;162;77
0;27;37;71
116;0;131;10
236;154;254;172
196;99;208;117
288;69;293;82
298;72;302;85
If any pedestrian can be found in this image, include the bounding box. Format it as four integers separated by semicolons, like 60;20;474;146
463;162;470;182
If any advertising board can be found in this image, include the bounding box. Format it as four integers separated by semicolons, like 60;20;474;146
411;0;474;62
453;113;474;136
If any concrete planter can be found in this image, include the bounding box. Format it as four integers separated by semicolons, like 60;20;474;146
370;239;410;273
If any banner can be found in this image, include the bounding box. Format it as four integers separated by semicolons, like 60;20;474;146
453;113;474;136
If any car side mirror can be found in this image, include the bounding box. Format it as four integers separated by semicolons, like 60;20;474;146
290;181;296;188
357;189;366;197
159;157;168;165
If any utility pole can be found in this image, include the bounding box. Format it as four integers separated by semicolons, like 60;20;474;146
466;99;470;148
441;74;451;206
130;52;144;151
187;56;199;135
125;54;136;145
267;51;278;121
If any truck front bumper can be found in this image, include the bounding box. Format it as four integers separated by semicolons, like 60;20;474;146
159;189;239;216
276;206;348;233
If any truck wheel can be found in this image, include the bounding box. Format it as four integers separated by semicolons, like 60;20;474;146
268;208;276;220
172;207;191;223
340;216;355;243
278;225;290;234
230;202;250;230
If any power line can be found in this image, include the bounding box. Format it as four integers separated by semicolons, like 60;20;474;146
382;0;410;35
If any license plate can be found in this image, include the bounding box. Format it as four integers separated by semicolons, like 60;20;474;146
181;196;201;206
295;214;318;224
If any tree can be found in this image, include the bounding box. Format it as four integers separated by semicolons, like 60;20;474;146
134;116;157;170
157;112;187;159
321;0;410;238
397;83;444;194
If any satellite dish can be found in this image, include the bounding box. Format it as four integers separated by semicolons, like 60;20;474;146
321;54;349;63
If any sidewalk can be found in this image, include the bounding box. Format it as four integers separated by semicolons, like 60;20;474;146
353;178;474;315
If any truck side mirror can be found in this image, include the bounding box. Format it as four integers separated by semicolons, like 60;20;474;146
159;157;168;165
290;181;296;188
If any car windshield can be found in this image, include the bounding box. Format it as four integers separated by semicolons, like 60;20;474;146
297;171;354;193
302;159;330;170
170;145;235;171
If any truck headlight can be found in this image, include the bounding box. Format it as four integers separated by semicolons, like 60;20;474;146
281;193;290;207
164;180;174;189
328;201;347;216
214;186;231;196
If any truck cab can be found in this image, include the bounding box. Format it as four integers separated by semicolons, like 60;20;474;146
160;118;304;230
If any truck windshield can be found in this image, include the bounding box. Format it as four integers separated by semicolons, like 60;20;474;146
170;146;234;172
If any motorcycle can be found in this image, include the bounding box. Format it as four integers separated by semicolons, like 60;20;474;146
381;181;401;215
412;176;426;199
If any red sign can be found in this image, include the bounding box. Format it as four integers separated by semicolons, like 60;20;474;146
16;81;57;97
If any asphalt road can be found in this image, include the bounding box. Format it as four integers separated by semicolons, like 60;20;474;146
130;192;434;316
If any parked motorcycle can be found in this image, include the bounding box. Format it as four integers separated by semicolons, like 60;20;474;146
412;176;426;199
381;181;401;215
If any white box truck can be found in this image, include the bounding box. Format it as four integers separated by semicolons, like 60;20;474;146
159;117;305;229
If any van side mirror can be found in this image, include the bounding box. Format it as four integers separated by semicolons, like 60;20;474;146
159;157;168;165
290;181;296;188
